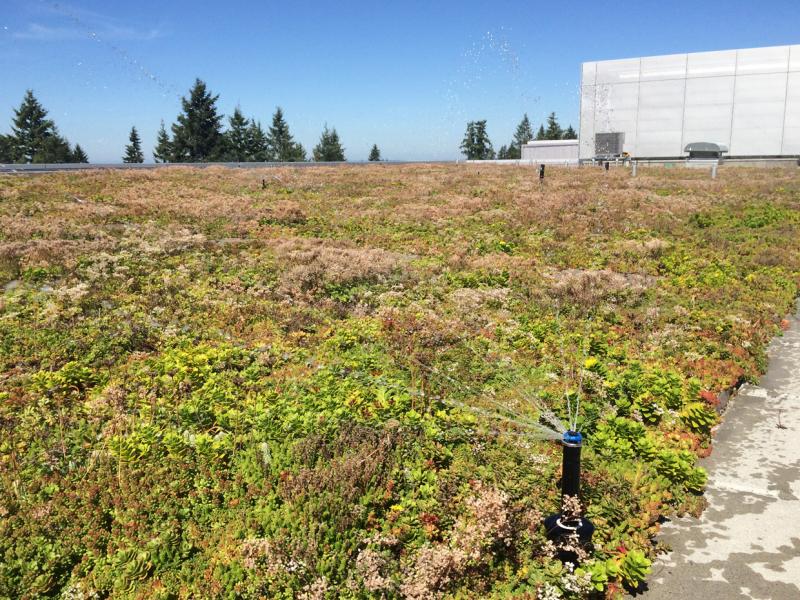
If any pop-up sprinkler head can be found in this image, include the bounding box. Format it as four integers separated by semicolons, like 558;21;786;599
561;430;582;498
543;429;595;563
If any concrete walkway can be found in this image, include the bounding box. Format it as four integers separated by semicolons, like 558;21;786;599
643;303;800;599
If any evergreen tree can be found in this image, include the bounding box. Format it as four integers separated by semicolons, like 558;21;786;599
11;90;56;163
289;140;306;162
535;124;546;140
503;113;534;159
170;79;224;162
5;91;82;163
268;107;305;162
312;125;345;162
459;120;494;160
71;144;89;163
123;126;144;163
153;120;173;163
0;134;14;163
33;131;72;163
247;120;272;161
368;144;381;161
497;145;509;160
224;107;251;162
513;113;534;152
544;112;564;140
562;125;577;140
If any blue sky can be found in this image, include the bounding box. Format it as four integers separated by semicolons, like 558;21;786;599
2;0;799;163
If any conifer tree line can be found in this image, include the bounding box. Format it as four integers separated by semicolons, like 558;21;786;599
460;112;577;160
148;78;349;163
0;90;88;164
1;80;362;164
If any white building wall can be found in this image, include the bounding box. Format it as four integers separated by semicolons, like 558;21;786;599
785;72;800;154
521;140;579;162
579;45;800;159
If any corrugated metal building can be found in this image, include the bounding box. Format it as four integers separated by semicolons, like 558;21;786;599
579;44;800;160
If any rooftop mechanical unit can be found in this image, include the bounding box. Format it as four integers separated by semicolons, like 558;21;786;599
520;139;579;163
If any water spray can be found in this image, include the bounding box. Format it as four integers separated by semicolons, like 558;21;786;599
542;313;595;562
403;327;595;562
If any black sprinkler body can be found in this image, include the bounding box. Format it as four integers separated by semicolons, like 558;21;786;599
561;429;582;497
543;430;595;562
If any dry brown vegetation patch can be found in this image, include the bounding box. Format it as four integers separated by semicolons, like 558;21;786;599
259;200;307;225
616;238;671;258
548;267;655;308
449;287;510;311
268;236;411;297
0;239;113;274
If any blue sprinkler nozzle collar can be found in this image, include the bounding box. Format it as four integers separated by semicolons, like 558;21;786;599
562;430;582;446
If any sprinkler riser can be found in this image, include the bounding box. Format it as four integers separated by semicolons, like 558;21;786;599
543;431;595;563
562;441;581;498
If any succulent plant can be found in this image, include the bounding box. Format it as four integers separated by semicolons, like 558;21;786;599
681;402;717;434
162;430;189;458
619;549;651;587
112;549;152;592
632;435;659;461
685;466;708;492
147;529;182;568
635;393;663;425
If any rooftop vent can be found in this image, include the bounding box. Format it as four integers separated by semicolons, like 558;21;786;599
595;132;625;158
684;142;729;160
